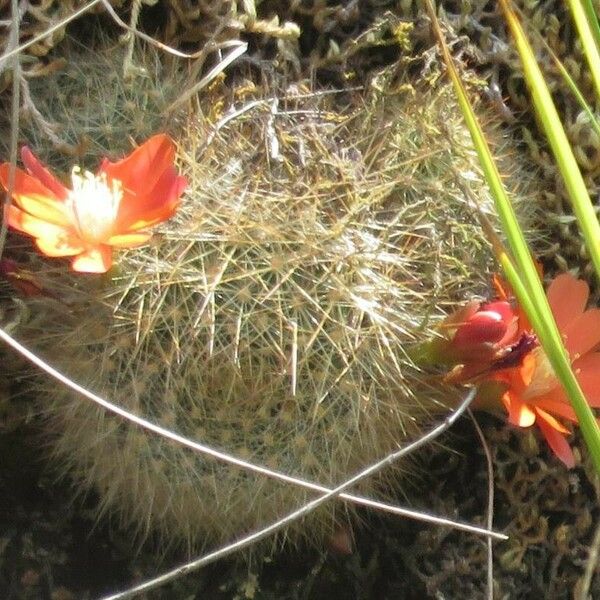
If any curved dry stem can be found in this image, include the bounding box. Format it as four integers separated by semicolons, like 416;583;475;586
469;409;496;600
0;0;103;63
101;387;478;600
0;326;507;543
99;0;246;61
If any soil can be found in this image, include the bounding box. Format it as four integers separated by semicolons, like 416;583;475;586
2;412;599;600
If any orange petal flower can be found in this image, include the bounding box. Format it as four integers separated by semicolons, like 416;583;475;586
0;134;187;273
487;273;600;468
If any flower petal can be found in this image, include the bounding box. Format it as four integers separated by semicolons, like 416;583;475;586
5;204;67;239
530;381;600;412
35;233;85;257
100;134;176;199
0;164;68;225
444;300;481;335
452;309;508;347
20;146;69;200
117;168;185;231
71;246;112;273
547;272;589;331
503;392;536;427
518;351;537;388
531;396;578;423
572;352;600;406
535;411;575;468
535;407;571;434
107;232;152;247
561;308;600;358
485;301;519;347
492;274;511;301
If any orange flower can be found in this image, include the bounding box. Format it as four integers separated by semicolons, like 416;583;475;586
486;273;600;468
0;134;186;273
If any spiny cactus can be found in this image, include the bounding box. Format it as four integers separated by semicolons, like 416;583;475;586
1;31;188;170
14;72;540;553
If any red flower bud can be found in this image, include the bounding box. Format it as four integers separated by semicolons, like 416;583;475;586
452;301;513;348
452;310;507;347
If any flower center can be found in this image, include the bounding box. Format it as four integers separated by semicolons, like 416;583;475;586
67;167;123;244
522;347;558;401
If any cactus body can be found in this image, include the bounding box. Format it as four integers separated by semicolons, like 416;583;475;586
15;72;539;552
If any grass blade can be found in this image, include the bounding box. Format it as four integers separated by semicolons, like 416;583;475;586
567;0;600;105
518;6;600;141
424;0;600;473
501;0;600;282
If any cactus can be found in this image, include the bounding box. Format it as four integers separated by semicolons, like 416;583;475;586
0;31;188;170
11;64;541;554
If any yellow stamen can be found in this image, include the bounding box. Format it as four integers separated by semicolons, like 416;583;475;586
68;167;123;243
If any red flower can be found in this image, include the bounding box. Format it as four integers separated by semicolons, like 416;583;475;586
0;134;186;273
485;273;600;468
448;299;519;362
